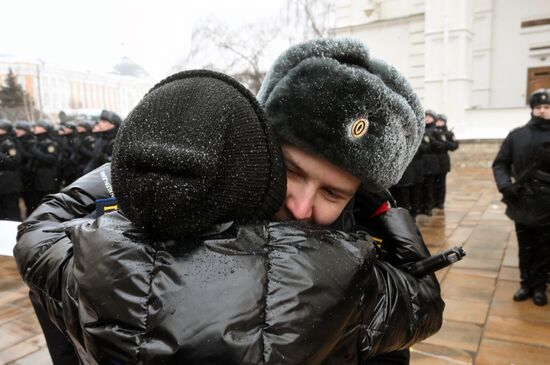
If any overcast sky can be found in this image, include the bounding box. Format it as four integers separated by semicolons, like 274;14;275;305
2;0;285;80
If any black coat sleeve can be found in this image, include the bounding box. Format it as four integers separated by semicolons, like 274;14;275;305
445;132;459;151
0;140;22;169
30;142;59;165
357;208;444;358
492;133;514;191
14;164;112;305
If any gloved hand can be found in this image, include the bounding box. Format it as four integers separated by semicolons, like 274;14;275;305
368;208;431;270
501;184;519;200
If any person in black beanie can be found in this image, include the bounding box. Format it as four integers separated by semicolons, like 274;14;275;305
493;88;550;306
16;70;442;364
83;109;121;174
432;114;459;209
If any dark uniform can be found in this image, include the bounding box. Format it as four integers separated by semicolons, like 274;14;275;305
84;110;121;174
420;111;446;215
409;147;425;218
0;120;22;220
73;120;95;177
389;162;415;213
492;88;550;306
57;122;81;186
27;121;61;213
433;114;459;209
15;121;36;216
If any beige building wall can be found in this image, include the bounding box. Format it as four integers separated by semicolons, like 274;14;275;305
0;56;152;122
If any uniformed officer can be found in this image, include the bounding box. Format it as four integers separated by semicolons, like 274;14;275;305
433;114;459;209
493;88;550;306
409;145;425;219
14;121;36;217
73;120;95;177
84;110;121;174
389;161;415;213
419;110;446;215
0;119;23;220
27;120;61;213
57;121;81;186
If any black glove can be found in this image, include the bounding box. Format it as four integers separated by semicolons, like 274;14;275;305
501;184;519;200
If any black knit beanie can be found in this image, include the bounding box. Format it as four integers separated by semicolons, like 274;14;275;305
111;70;286;240
257;38;425;192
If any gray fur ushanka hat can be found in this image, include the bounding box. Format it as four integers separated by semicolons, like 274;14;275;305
257;38;425;192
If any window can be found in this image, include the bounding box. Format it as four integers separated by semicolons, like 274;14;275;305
526;67;550;104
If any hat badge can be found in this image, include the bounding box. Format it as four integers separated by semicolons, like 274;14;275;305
351;118;368;138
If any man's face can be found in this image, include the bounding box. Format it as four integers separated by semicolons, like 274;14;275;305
435;120;445;128
0;129;6;136
274;143;361;226
15;128;26;137
59;126;73;135
425;115;435;124
33;125;46;134
93;119;114;132
533;104;550;119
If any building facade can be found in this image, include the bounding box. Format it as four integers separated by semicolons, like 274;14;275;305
0;56;152;122
333;0;550;139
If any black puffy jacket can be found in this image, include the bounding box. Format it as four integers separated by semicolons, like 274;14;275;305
14;164;443;365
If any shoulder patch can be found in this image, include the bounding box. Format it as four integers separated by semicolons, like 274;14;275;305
47;145;55;153
8;148;17;156
423;135;430;143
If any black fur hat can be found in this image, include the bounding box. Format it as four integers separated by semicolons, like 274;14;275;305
529;89;550;109
257;38;424;192
436;114;447;122
99;110;122;126
425;109;437;119
112;70;286;240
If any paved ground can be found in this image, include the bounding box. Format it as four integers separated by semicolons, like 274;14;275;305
0;166;549;364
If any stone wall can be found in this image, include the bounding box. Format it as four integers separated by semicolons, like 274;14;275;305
450;139;503;168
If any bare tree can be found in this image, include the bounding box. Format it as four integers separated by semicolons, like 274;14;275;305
173;0;335;94
283;0;335;42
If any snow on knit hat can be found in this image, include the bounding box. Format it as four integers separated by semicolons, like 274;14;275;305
257;38;424;192
112;70;286;240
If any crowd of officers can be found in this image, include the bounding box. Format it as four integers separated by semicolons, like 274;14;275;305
0;110;121;221
390;110;459;218
2;108;460;222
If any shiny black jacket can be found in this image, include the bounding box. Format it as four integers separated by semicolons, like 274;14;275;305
15;164;443;365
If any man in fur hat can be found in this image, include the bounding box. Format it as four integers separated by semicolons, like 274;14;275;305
493;88;550;306
257;38;443;365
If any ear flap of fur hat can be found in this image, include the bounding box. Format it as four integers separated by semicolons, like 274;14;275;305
257;38;424;192
112;70;286;240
